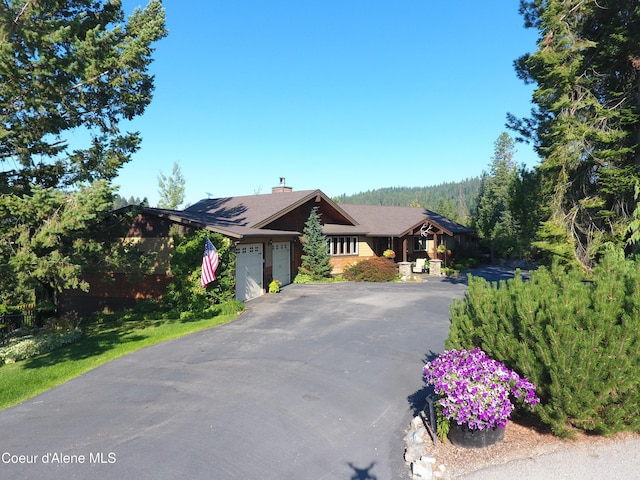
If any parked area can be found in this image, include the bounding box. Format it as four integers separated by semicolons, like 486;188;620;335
0;278;470;480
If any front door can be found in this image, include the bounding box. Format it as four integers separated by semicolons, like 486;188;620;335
272;241;291;286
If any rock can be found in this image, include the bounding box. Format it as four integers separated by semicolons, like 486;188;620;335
411;415;425;430
405;417;437;478
405;426;429;462
405;443;429;463
406;427;427;444
412;456;435;479
412;460;432;479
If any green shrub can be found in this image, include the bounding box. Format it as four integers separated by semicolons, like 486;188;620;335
343;256;398;282
293;273;315;284
163;230;236;311
446;245;640;437
214;299;245;316
177;300;245;321
452;257;478;271
442;267;460;277
0;328;82;365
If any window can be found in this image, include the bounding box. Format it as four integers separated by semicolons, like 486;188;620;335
414;235;432;252
327;236;359;256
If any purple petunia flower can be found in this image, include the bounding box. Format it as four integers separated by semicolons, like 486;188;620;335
424;348;540;430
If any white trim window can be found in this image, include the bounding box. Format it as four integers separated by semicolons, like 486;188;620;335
327;236;359;256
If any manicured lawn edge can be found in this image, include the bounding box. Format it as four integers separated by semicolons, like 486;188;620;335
0;313;239;411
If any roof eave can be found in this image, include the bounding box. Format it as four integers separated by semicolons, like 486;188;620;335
240;229;301;238
143;208;246;240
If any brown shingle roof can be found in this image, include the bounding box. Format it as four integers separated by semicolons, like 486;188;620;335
339;204;474;236
145;189;359;239
185;190;320;227
142;190;474;240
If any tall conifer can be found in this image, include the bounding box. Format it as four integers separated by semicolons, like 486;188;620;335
0;1;167;308
509;0;640;267
298;207;332;280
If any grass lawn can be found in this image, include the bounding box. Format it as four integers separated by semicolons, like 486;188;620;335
0;312;239;411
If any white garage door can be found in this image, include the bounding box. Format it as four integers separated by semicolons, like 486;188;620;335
236;243;263;301
272;241;291;286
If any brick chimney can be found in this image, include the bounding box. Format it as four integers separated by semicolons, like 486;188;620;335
272;177;292;193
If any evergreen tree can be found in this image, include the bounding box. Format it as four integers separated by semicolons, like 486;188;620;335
0;1;167;309
113;194;130;210
0;0;167;186
455;183;471;225
333;178;481;222
0;181;150;307
157;161;186;209
113;194;149;209
434;198;458;224
509;0;640;267
473;132;520;258
510;166;543;259
298;207;332;280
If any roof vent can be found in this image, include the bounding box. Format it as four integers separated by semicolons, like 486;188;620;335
272;177;292;193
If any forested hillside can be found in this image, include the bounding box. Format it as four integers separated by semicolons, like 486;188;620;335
333;178;481;225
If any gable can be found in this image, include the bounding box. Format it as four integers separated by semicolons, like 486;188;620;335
339;204;474;237
146;189;359;239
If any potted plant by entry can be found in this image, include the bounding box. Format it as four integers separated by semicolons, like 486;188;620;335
424;348;540;448
268;279;282;293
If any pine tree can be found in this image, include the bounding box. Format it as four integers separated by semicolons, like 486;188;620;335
0;1;167;309
447;247;640;437
510;166;543;258
509;0;640;267
473;132;520;258
298;207;332;280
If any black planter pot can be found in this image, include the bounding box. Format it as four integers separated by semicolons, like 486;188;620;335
448;422;505;449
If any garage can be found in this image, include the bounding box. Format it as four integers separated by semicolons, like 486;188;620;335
235;243;264;302
271;241;291;286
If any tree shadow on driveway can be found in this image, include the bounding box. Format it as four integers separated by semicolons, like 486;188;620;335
441;265;520;286
407;352;438;417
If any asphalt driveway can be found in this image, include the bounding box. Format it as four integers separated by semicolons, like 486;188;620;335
0;278;472;480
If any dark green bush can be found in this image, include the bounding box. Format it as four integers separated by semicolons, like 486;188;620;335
343;256;398;282
446;245;640;437
452;256;478;271
163;229;236;311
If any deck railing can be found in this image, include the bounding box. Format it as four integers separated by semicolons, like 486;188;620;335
0;305;36;345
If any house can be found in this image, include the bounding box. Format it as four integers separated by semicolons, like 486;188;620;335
60;180;475;315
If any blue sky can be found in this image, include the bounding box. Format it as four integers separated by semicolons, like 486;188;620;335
117;0;541;207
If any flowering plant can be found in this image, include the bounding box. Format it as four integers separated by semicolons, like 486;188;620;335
268;279;282;293
382;249;395;259
424;348;540;430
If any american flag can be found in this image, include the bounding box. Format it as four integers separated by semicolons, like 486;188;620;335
200;237;219;288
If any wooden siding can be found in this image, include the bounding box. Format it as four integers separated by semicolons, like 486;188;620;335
123;237;173;274
59;273;172;317
329;238;375;274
